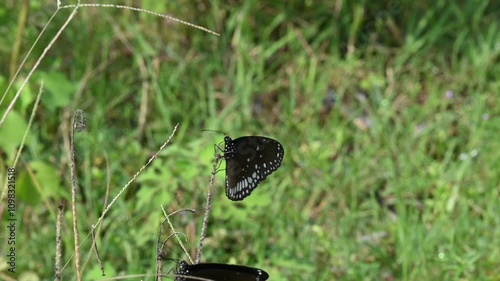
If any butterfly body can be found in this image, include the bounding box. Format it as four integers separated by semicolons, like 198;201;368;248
223;136;284;201
175;261;269;281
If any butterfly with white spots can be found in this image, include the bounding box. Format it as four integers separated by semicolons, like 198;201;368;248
222;135;284;201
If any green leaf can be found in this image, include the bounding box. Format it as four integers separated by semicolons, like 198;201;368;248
17;160;64;206
83;263;117;280
14;78;35;113
29;160;62;198
136;185;173;211
0;110;28;160
17;169;40;206
38;72;76;110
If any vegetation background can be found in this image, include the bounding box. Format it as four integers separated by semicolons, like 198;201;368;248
0;0;498;280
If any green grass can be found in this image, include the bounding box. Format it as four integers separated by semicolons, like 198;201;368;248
0;1;499;280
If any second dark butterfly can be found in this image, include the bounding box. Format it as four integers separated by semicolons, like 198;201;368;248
175;261;269;281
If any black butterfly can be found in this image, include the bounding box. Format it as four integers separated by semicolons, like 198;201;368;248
222;135;284;201
175;261;269;281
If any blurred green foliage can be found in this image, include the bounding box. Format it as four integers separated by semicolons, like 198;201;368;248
0;0;498;280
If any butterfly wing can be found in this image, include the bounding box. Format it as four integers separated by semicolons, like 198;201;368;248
224;136;284;201
176;262;269;281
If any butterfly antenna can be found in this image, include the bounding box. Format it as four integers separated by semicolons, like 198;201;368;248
201;129;228;136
